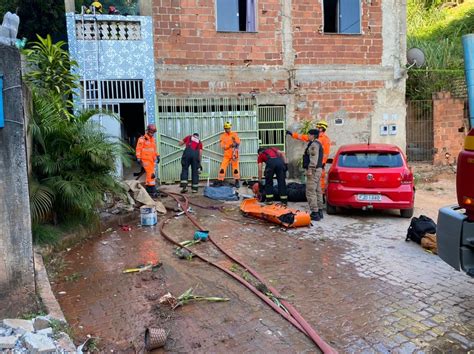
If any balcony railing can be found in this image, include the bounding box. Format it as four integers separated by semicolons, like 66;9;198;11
75;19;141;40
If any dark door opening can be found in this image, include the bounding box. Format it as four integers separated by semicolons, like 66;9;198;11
120;102;145;149
120;102;145;180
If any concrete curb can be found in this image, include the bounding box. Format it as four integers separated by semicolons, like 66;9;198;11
34;252;66;322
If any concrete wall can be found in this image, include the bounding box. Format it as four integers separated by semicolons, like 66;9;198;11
0;44;35;317
433;92;469;166
152;0;407;167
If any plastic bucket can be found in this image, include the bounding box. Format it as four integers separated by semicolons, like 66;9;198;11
144;327;167;350
141;205;157;226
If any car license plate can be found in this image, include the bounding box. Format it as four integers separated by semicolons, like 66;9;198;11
357;194;382;201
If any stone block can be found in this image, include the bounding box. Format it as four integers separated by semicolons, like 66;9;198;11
33;316;51;331
23;332;56;353
36;327;53;336
0;336;18;349
56;332;76;352
2;319;34;333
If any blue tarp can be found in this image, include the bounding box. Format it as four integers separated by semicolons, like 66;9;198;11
203;186;239;201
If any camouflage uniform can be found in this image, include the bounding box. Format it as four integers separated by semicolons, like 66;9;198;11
305;140;324;213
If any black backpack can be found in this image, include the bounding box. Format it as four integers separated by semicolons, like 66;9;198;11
405;215;437;244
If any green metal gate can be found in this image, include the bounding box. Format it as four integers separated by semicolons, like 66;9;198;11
156;97;258;183
258;105;286;151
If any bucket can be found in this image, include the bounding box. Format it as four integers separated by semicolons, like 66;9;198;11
141;205;157;226
144;327;167;350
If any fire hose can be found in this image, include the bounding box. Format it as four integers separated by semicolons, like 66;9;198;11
159;191;337;353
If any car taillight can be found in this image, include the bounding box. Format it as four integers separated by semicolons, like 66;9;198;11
329;170;341;184
401;170;413;184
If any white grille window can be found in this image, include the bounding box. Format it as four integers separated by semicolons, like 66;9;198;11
82;80;144;101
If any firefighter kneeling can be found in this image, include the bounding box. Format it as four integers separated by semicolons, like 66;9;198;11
257;147;288;205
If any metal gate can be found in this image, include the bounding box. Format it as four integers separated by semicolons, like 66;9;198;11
156;97;259;183
406;100;434;162
258;105;286;151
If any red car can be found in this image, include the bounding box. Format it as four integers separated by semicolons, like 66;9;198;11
326;143;415;218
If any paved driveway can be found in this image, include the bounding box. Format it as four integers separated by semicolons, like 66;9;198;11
52;174;474;352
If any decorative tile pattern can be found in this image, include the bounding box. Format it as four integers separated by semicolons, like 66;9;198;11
66;13;156;124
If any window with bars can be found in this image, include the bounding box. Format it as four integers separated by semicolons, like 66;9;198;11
81;80;144;101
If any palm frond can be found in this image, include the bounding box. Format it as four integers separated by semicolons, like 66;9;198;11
29;179;55;223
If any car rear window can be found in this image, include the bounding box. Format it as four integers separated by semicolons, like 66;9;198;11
338;152;403;168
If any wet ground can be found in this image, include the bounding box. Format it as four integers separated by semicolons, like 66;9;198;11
52;174;474;353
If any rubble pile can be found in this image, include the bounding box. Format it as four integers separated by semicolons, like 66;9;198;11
0;316;76;353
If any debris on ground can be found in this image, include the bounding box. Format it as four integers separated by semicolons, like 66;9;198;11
123;180;166;214
122;262;162;274
120;224;132;231
0;316;76;352
159;287;230;310
144;327;167;350
175;248;194;260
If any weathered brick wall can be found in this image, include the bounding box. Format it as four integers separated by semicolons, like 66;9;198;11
433;92;469;166
293;0;383;65
152;0;407;162
153;0;283;66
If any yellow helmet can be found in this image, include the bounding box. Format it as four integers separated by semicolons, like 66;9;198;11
91;1;103;12
316;120;328;130
224;121;232;129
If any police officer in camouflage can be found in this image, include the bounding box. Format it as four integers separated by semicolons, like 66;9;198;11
303;129;324;221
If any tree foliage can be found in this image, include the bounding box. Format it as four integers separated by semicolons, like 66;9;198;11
0;0;66;42
406;0;474;99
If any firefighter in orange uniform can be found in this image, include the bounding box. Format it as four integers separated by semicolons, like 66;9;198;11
136;124;160;198
286;120;331;192
218;121;241;187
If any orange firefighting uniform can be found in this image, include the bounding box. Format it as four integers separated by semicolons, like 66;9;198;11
136;134;160;187
291;131;331;191
218;131;241;181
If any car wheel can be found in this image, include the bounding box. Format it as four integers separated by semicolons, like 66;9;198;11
400;208;414;218
326;201;337;215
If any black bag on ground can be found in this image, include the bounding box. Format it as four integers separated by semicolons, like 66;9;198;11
405;215;437;244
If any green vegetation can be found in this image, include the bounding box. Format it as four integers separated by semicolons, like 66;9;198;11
407;0;474;99
24;35;131;243
0;0;66;42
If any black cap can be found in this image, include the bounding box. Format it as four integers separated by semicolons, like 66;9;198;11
192;132;199;137
308;129;319;137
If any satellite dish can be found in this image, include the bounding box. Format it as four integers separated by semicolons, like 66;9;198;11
407;47;425;68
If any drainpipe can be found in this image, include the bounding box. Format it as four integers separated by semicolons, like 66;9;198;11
462;34;474;129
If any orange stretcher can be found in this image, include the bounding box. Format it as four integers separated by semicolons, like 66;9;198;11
240;198;311;228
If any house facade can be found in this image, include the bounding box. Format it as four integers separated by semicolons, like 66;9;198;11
151;0;407;180
65;1;156;176
65;0;407;181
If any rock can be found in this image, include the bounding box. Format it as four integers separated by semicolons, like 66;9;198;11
35;328;53;336
56;332;76;352
0;336;18;349
33;317;50;331
23;332;56;353
2;319;34;333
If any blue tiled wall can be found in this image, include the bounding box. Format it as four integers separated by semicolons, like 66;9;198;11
66;13;156;124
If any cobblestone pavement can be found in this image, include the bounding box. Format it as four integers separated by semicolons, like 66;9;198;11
52;177;474;352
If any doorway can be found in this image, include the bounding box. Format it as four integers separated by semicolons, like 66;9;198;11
119;102;146;180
